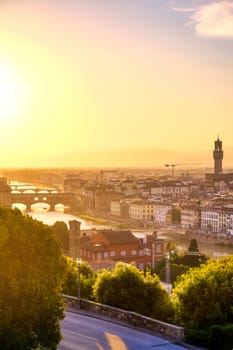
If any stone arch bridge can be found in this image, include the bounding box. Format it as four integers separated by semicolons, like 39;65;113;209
11;192;80;211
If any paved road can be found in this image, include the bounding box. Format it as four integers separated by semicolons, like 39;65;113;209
58;312;190;350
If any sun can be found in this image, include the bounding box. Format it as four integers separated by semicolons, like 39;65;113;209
0;62;26;122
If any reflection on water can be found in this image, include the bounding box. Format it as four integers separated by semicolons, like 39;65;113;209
26;208;111;230
10;181;111;230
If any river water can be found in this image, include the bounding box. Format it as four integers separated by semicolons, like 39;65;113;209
28;210;110;230
10;181;233;257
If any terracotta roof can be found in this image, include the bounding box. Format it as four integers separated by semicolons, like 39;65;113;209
99;230;138;244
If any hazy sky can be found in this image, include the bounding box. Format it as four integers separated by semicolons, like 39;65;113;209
0;0;233;166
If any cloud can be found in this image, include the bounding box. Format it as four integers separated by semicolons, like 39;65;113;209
170;1;233;39
172;7;195;13
190;1;233;38
169;0;195;12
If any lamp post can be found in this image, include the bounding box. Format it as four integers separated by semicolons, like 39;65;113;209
165;250;171;295
165;242;174;295
76;257;82;306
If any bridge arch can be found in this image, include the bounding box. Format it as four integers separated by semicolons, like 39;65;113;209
11;192;80;211
23;189;36;194
12;203;27;211
54;203;65;212
31;202;50;211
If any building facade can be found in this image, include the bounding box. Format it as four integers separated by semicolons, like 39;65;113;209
80;230;165;270
129;200;156;221
201;206;233;233
154;203;172;225
181;205;201;229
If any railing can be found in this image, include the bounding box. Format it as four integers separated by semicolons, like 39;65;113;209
63;295;184;341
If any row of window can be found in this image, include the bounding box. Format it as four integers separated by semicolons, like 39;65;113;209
81;249;155;259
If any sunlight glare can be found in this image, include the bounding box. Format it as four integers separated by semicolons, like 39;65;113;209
0;62;27;122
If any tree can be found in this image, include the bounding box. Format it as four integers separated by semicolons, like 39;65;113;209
52;221;69;251
159;263;189;285
171;206;181;225
187;239;199;253
172;255;233;348
0;207;66;349
93;262;174;322
62;257;96;300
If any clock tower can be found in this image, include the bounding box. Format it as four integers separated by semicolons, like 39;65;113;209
213;137;223;175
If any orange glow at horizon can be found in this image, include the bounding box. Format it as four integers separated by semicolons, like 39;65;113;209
0;0;232;167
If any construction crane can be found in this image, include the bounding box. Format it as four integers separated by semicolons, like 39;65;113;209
165;164;176;177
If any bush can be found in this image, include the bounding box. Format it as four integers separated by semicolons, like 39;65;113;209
172;256;233;347
62;258;96;300
93;262;174;322
208;324;233;350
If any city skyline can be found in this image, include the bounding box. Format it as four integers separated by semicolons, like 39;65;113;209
0;0;233;167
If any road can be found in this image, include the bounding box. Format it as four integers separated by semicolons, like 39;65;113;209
58;312;190;350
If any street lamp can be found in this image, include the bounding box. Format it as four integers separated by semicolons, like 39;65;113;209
76;257;82;304
165;250;171;295
165;242;174;295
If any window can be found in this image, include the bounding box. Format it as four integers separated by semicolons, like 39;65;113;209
131;249;137;256
139;263;144;270
110;251;116;257
97;252;102;260
103;251;108;259
121;250;126;256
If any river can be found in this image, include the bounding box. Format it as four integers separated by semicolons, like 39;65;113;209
10;181;233;257
28;210;111;230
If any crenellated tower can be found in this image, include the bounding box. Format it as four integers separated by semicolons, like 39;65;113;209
213;137;223;174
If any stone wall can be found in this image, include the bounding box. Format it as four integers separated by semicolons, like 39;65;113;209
63;295;184;341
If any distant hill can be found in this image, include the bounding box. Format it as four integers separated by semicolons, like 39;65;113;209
21;148;233;168
2;148;233;168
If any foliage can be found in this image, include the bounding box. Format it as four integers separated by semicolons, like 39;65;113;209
159;263;189;285
184;324;233;350
171;206;181;225
174;252;208;268
0;207;66;350
208;324;233;350
62;257;96;300
172;255;233;347
154;243;189;285
93;262;174;322
52;221;69;251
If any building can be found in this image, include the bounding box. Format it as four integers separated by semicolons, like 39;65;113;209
150;181;189;199
95;190;124;213
181;205;201;229
154;203;172;225
0;177;11;207
129;200;156;221
206;137;233;186
213;137;223;175
110;199;132;219
69;220;81;259
80;229;165;270
201;205;233;234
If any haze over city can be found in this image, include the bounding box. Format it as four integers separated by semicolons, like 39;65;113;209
0;0;233;167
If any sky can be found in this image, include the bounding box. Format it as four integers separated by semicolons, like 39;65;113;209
0;0;233;167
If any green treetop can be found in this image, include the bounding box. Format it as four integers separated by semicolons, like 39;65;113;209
0;207;66;350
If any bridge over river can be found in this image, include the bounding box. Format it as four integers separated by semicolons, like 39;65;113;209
11;191;81;211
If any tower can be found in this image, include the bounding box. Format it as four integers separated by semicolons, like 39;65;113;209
213;137;223;174
69;220;81;259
